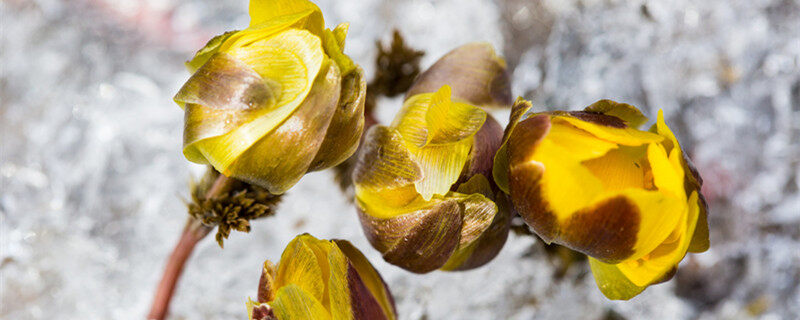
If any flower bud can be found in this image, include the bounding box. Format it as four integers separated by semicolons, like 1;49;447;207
405;42;511;109
352;44;512;273
247;234;397;320
494;99;710;299
174;0;366;194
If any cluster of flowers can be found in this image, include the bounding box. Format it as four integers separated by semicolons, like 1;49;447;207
175;0;709;318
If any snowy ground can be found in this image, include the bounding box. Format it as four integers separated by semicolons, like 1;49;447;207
2;0;799;319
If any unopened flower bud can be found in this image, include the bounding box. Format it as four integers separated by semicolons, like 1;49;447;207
352;44;513;273
174;0;366;194
247;234;397;320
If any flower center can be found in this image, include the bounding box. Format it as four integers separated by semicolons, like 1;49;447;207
581;145;656;192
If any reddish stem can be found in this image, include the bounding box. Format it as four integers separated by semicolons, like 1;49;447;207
147;172;233;320
147;220;208;320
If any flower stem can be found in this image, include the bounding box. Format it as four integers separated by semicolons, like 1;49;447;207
147;172;234;320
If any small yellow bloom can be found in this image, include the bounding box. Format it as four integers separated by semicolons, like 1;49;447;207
174;0;365;194
247;234;396;320
494;99;709;299
352;44;512;273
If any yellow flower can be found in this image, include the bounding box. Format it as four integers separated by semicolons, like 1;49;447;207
494;99;710;299
352;44;513;273
174;0;365;194
247;234;396;320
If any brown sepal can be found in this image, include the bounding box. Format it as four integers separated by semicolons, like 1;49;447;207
509;161;558;243
455;114;504;191
308;66;367;172
451;192;513;270
352;126;422;190
507;114;551;167
566;111;627;128
506;114;556;241
251;304;277;320
583;99;648;128
177;52;277;146
176;52;276;111
503;98;534;142
682;152;710;253
226;62;342;194
257;260;278;303
560;196;640;263
406;43;511;108
358;201;463;273
346;262;392;320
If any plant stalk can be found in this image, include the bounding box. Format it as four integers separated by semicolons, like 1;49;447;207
146;173;234;320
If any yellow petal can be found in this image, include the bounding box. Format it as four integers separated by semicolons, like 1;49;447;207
353;126;425;219
381;91;476;200
390;90;482;200
392;93;433;147
609;189;684;262
423;86;487;146
616;192;702;287
546;189;679;263
527;117;646;219
220;10;319;54
647;142;685;200
248;0;324;35
587;257;646;300
543;119;620;161
322;26;356;76
274;235;328;303
581;144;649;192
557;115;663;146
326;244;352;320
355;185;423;218
651;110;710;253
269;284;331;320
185;31;237;74
332;23;349;49
410;138;473;201
190;29;324;175
651;109;678;152
533;136;606;219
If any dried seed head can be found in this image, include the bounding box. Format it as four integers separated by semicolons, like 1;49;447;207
188;168;281;248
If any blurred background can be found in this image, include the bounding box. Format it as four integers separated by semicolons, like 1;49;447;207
1;0;799;319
